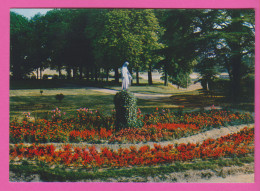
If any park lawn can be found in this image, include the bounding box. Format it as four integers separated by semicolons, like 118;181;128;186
9;87;180;121
10;88;115;121
9;88;188;121
10;86;254;121
9;77;254;121
9;78;199;120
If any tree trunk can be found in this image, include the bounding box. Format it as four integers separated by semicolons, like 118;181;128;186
115;68;119;83
106;68;109;82
229;11;243;103
79;64;83;80
91;67;94;80
129;67;133;84
86;67;90;81
72;67;78;79
136;69;139;85
148;64;153;85
231;54;242;102
99;68;103;82
40;67;43;80
36;68;39;80
164;64;168;86
95;68;98;82
66;66;72;80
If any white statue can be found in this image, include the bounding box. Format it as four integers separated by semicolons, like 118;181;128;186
121;62;132;90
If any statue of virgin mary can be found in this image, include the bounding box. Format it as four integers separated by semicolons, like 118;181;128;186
121;62;132;90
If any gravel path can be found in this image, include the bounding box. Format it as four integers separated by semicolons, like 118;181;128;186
103;163;254;183
87;87;172;100
87;82;202;100
10;123;254;151
196;173;254;183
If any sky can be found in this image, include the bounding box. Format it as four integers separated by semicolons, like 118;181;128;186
10;9;53;19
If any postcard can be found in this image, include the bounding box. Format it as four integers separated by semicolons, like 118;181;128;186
1;0;259;191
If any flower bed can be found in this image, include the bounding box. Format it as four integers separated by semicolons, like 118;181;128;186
143;109;253;128
10;127;254;169
10;109;254;144
109;123;199;143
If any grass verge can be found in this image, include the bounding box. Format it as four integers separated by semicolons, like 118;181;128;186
10;155;254;182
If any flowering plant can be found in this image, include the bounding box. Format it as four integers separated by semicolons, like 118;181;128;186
10;127;254;169
51;108;66;121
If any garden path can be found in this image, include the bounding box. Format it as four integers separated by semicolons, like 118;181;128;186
75;123;254;151
15;123;253;152
87;82;203;100
195;173;254;183
87;87;171;100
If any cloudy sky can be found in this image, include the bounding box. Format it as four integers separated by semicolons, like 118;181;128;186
11;9;53;19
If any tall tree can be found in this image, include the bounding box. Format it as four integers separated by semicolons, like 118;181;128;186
157;9;200;87
192;9;224;90
28;13;50;79
10;12;32;79
221;9;255;101
64;9;97;80
44;9;72;78
138;9;164;85
195;9;255;101
91;9;163;84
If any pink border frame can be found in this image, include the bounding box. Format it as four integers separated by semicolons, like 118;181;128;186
0;0;259;190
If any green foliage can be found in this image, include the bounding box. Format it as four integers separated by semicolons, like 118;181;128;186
196;58;221;91
157;9;199;87
169;72;192;89
10;8;255;102
194;9;255;101
114;90;137;130
89;9;164;83
43;74;49;80
28;14;50;77
52;74;59;80
30;74;37;80
55;93;64;102
10;12;32;79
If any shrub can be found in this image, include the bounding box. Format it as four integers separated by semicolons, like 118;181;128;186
114;90;137;131
30;74;37;80
59;74;66;80
55;93;64;102
51;107;66;121
52;74;59;80
43;74;49;80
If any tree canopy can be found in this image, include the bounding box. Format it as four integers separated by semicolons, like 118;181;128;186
10;8;255;101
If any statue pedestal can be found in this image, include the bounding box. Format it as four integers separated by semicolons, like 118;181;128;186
114;90;137;131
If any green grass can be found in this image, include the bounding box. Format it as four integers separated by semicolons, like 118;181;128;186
10;88;115;120
10;79;255;120
9;88;204;120
10;155;254;182
10;79;199;120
